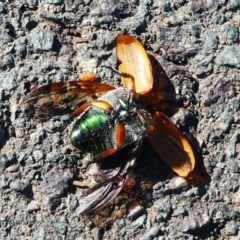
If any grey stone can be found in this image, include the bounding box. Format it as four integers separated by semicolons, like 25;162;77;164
168;15;182;26
29;27;54;51
195;61;213;77
172;207;188;217
203;31;218;51
183;24;201;37
54;222;67;234
142;226;161;240
219;23;239;44
66;196;79;211
0;3;7;13
19;66;31;78
10;17;20;31
128;205;145;221
0;154;9;169
43;0;63;4
41;168;72;210
27;201;41;212
3;54;14;66
215;112;234;134
122;19;145;33
231;131;240;143
14;37;27;54
0;175;8;188
97;50;112;59
228;0;240;10
180;211;212;234
153;0;172;12
230;162;239;173
33;150;44;162
9;180;28;192
136;4;150;19
0;33;13;43
45;152;63;163
153;181;164;190
0;70;17;91
131;215;146;228
99;16;113;25
30;129;45;146
216;46;240;68
226;220;238;235
26;0;38;7
33;228;48;240
154;200;172;219
40;12;62;24
213;13;226;24
115;219;125;229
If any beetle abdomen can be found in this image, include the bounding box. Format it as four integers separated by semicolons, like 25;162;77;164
70;108;115;157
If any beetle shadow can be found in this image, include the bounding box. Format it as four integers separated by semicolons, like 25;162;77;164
0;126;9;150
81;136;210;231
144;53;181;116
78;140;175;228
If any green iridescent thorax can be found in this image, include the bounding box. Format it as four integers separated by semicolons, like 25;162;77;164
70;108;115;157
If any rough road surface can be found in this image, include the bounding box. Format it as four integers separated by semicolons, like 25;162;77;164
0;1;239;239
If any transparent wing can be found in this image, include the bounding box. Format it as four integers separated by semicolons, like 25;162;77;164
75;142;142;214
20;81;115;110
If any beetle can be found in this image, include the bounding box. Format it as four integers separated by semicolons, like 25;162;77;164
20;35;195;214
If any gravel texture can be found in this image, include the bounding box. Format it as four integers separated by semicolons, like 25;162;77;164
0;0;240;239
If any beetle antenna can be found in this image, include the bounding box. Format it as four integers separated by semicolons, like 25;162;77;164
102;65;121;75
102;65;134;80
102;65;136;92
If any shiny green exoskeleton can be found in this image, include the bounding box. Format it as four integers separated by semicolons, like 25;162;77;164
70;108;115;155
70;87;150;160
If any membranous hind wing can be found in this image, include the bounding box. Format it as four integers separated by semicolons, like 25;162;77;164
20;74;115;110
75;142;142;215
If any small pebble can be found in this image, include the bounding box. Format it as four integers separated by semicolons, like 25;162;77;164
225;220;238;236
131;215;146;228
172;177;189;188
6;165;18;173
128;205;145;221
142;226;162;240
27;200;40;212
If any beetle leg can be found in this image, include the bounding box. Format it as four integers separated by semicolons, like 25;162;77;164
102;65;136;92
120;72;136;93
73;178;96;187
145;111;195;177
90;99;113;110
71;99;113;118
70;102;90;118
115;122;125;148
94;148;118;161
78;73;98;81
